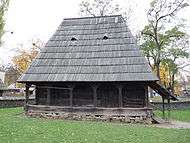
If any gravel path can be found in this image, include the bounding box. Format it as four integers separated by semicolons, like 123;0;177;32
153;120;190;129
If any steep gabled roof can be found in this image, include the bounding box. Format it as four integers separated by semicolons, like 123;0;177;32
18;15;158;82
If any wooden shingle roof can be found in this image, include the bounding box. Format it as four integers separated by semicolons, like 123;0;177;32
19;15;158;82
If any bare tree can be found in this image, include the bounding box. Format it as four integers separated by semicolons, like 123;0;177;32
80;0;121;17
79;0;134;26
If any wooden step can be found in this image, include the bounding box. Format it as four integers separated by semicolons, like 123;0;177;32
152;116;166;124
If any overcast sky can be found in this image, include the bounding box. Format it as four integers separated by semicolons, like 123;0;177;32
0;0;189;65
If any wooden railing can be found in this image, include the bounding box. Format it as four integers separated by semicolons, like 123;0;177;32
37;97;145;108
123;98;144;108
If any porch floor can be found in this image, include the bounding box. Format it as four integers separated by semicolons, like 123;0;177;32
26;104;153;119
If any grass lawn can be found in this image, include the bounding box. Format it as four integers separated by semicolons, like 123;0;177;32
0;108;190;143
154;109;190;122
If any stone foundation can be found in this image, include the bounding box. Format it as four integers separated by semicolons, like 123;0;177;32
26;105;154;124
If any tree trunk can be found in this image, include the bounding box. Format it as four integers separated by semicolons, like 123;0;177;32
155;63;161;82
171;74;175;94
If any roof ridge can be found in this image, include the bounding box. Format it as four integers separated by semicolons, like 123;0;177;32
63;15;122;20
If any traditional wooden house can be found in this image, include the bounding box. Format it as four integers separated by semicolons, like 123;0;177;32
18;15;177;122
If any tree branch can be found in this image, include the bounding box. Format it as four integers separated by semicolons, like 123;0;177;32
157;0;185;22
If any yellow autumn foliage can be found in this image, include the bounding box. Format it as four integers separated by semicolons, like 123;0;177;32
174;84;182;96
153;64;182;96
12;47;39;73
159;64;170;88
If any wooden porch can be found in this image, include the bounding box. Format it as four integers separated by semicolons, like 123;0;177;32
24;82;153;122
25;82;149;109
27;104;152;116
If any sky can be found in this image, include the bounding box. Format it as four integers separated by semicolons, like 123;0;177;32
0;0;189;65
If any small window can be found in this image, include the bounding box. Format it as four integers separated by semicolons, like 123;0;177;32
71;37;77;41
103;35;108;40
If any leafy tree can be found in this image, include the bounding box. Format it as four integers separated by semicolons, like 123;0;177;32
141;0;189;80
12;40;43;74
162;32;189;93
0;0;10;46
143;29;189;93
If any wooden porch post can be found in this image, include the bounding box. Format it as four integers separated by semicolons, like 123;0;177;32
68;84;75;107
33;85;37;105
67;83;75;107
144;85;148;107
162;96;165;119
92;85;98;107
46;88;51;105
69;87;73;107
35;86;39;105
118;85;123;107
25;83;30;112
167;98;171;120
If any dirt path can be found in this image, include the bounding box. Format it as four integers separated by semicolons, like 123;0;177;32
153;120;190;129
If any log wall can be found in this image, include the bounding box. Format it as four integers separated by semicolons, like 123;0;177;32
34;82;148;108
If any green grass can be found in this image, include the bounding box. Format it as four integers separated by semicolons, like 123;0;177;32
155;109;190;122
0;108;190;143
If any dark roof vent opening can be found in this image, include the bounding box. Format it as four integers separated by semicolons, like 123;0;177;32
71;37;77;41
103;35;108;40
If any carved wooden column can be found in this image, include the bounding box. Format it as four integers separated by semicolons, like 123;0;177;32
25;83;30;111
92;84;98;107
117;85;123;108
46;88;51;105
